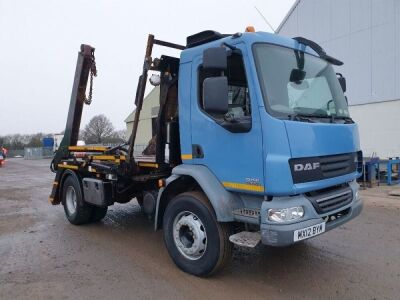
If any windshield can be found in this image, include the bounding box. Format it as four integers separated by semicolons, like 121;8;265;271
253;43;350;120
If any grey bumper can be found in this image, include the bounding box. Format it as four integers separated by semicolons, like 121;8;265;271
260;181;363;247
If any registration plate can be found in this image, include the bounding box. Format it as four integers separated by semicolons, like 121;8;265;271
294;222;326;242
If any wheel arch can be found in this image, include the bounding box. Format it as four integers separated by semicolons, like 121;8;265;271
154;164;243;230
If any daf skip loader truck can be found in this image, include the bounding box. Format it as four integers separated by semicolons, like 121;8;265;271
50;27;363;276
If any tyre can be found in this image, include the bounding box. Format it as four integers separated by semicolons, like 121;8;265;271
62;174;93;225
136;193;144;207
163;191;232;276
90;206;108;222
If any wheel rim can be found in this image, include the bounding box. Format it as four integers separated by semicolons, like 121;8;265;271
65;186;77;215
173;211;207;260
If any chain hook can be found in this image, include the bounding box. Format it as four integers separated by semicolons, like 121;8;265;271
84;53;97;105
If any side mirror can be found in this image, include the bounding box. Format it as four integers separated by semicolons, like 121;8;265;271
290;69;306;84
337;73;346;92
203;47;227;70
203;77;228;114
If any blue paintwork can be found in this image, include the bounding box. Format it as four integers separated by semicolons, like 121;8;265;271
387;159;400;185
188;43;265;194
178;31;361;196
42;137;55;148
284;121;360;157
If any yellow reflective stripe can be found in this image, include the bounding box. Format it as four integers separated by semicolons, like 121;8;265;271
69;146;107;152
91;155;117;160
138;162;159;168
57;164;78;170
222;182;264;192
90;155;126;161
181;154;193;160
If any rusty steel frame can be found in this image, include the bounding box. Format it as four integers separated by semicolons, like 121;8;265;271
127;35;185;163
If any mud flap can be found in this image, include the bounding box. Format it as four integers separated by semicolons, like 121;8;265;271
49;170;63;205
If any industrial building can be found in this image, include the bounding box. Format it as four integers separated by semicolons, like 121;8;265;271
125;86;160;152
277;0;400;158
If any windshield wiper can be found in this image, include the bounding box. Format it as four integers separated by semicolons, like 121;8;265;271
290;112;340;123
334;116;354;124
294;113;355;124
293;37;343;66
289;113;316;123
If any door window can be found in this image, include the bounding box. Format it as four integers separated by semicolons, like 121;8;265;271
198;53;251;120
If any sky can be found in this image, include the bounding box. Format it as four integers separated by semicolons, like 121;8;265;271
0;0;295;135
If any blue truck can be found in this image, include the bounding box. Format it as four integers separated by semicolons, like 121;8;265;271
50;27;363;276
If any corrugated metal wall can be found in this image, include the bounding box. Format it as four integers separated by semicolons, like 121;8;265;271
278;0;400;106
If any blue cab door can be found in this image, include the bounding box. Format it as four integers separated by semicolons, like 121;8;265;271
188;44;265;194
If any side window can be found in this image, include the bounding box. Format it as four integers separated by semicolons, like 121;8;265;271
199;53;251;119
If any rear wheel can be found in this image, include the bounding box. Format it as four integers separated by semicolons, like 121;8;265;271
163;191;232;276
62;175;93;225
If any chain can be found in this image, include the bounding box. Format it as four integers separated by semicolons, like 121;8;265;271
84;55;97;105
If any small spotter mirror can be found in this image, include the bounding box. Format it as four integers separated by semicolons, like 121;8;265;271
149;74;161;86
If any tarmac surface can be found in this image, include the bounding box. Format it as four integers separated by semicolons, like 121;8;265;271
1;158;399;300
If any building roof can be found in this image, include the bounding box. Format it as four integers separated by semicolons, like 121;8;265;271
124;86;160;123
276;0;301;33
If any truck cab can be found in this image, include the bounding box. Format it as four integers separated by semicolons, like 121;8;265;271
176;30;362;247
50;28;362;277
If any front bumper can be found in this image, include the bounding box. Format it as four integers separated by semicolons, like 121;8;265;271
260;180;362;246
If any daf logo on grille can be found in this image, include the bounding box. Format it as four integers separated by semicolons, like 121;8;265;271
294;162;320;171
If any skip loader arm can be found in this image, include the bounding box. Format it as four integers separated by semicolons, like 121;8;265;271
49;44;96;204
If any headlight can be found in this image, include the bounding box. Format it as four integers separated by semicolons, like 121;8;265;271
267;206;304;223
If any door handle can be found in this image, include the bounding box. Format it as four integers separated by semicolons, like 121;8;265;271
192;144;204;159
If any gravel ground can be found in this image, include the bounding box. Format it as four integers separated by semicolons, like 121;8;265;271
0;158;399;300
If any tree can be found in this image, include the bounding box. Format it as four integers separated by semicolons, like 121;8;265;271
26;133;43;147
81;114;115;144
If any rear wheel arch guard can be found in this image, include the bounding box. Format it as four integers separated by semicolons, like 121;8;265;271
154;165;243;230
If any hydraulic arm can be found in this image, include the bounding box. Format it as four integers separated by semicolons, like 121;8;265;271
51;44;96;171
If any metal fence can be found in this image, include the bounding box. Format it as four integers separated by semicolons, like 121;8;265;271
22;144;148;160
24;147;54;160
7;150;24;157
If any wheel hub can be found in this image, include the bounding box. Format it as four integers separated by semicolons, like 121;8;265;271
65;186;77;215
173;212;207;260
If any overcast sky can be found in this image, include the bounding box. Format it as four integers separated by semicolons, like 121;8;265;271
0;0;295;135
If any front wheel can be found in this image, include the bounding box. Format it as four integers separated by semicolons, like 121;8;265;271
163;191;232;276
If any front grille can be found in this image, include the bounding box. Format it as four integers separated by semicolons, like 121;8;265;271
289;151;362;184
305;183;353;213
320;153;357;178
